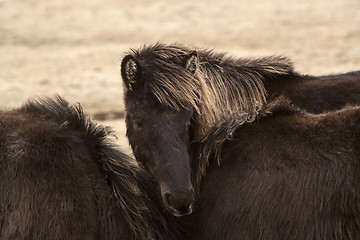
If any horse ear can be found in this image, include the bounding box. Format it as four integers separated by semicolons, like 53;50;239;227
184;51;198;74
121;55;141;90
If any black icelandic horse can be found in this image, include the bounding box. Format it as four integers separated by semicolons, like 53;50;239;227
121;43;360;215
0;96;181;240
121;44;360;239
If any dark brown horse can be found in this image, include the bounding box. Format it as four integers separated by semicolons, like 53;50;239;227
0;96;181;240
184;97;360;239
121;43;360;218
123;89;360;238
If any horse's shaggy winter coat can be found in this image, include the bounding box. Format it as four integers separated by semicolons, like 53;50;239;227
0;96;180;240
121;44;360;239
185;97;360;239
121;43;360;212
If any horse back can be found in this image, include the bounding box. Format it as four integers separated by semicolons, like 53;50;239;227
265;70;360;113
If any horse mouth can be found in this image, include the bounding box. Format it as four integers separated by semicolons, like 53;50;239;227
165;203;193;217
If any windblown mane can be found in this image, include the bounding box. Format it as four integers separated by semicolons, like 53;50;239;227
127;43;294;137
191;96;303;190
20;96;179;240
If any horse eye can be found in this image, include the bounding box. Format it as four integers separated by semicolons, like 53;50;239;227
133;120;143;129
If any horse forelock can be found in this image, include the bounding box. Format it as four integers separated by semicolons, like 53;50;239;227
146;63;203;112
127;44;203;113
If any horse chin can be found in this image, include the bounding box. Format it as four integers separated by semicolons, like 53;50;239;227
164;203;193;217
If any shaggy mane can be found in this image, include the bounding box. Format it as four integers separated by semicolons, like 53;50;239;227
127;43;294;137
20;96;178;240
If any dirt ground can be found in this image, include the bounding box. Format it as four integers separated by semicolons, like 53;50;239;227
1;0;360;155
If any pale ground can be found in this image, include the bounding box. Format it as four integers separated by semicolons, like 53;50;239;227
1;0;360;155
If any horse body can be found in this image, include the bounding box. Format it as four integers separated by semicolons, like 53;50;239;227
121;43;360;238
186;98;360;239
0;97;180;240
121;43;360;215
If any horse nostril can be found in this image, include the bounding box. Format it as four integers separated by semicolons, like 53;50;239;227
164;193;172;209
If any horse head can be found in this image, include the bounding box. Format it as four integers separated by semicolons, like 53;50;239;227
121;49;199;216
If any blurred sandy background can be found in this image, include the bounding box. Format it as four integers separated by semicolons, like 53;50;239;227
1;0;359;155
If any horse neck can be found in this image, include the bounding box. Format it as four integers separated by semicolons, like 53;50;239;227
190;96;304;192
190;110;258;192
190;56;268;190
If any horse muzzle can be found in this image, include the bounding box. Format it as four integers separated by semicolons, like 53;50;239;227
164;189;194;217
